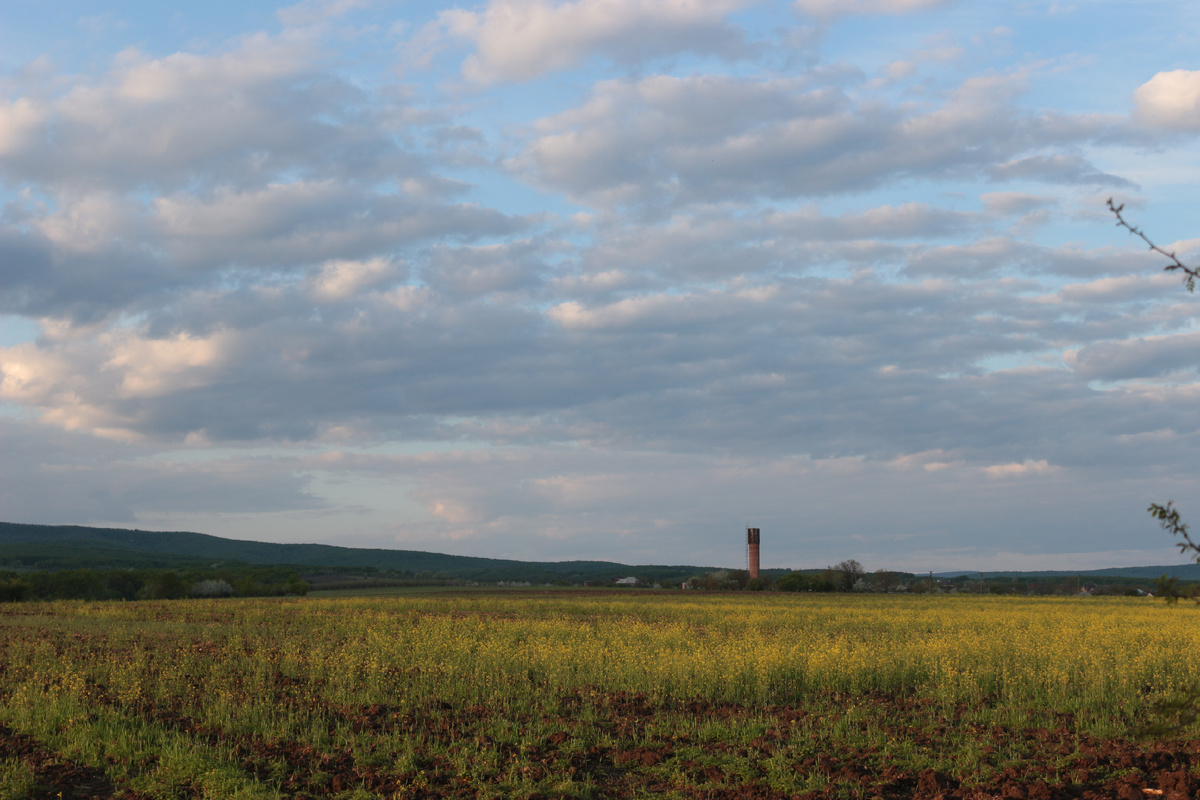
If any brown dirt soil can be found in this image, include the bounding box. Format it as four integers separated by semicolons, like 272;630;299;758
51;682;1200;799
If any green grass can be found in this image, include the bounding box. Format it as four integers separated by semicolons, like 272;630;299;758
0;592;1195;798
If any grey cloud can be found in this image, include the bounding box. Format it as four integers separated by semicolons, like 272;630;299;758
294;444;1178;567
794;0;954;20
0;419;323;525
0;31;530;324
0;225;175;323
7;240;1195;471
903;237;1169;280
987;154;1135;187
980;192;1057;217
423;240;552;297
560;204;971;288
903;237;1034;277
154;184;525;271
516;72;1135;211
1068;332;1200;382
0;193;523;321
2;3;1198;569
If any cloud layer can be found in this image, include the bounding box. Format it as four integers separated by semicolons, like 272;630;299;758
2;0;1199;570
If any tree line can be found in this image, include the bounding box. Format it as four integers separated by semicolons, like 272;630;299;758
0;566;310;602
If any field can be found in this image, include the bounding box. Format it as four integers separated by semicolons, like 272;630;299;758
0;591;1198;799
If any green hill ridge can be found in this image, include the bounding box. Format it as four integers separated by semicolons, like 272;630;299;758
3;521;1196;584
0;522;717;585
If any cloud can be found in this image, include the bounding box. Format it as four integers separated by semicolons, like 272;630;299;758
986;154;1133;187
547;288;750;331
150;182;518;270
310;258;402;301
5;223;1194;470
2;0;1198;570
423;240;550;297
0;37;344;191
983;459;1054;479
794;0;953;20
515;71;1129;210
0;32;526;323
1056;273;1179;304
277;0;372;28
440;0;754;84
284;443;1174;567
1134;69;1200;132
1066;331;1200;383
0;419;324;525
980;192;1056;217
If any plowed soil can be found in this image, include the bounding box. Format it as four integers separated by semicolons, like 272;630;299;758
0;723;151;800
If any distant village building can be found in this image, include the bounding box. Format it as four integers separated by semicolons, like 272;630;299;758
614;576;639;586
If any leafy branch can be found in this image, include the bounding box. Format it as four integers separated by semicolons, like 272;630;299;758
1148;501;1200;604
1139;683;1200;740
1107;198;1199;292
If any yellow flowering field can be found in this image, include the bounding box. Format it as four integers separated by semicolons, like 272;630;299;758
0;591;1197;799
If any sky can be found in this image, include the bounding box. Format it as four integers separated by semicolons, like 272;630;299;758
2;0;1200;573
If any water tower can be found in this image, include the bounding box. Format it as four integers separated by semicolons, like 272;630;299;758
746;527;760;580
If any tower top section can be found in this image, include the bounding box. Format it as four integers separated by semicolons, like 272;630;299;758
747;527;760;544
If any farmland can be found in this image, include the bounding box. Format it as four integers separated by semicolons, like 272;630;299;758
0;592;1198;799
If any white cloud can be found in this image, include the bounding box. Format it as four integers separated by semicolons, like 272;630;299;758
1134;69;1200;131
548;291;718;330
311;257;400;301
441;0;753;84
105;330;231;398
0;326;234;438
983;459;1053;479
0;35;390;192
0;98;47;157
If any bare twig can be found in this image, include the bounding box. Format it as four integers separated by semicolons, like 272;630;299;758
1107;198;1198;292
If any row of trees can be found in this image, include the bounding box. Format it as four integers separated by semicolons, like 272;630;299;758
0;566;310;602
775;560;912;593
676;561;913;593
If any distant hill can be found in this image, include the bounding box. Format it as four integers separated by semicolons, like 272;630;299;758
9;521;1182;586
0;521;723;584
934;565;1200;580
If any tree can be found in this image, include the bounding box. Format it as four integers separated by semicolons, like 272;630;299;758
725;569;751;590
1110;199;1200;736
775;571;836;592
144;571;189;600
1147;502;1200;602
283;572;310;596
830;559;865;592
192;579;235;598
873;569;902;593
